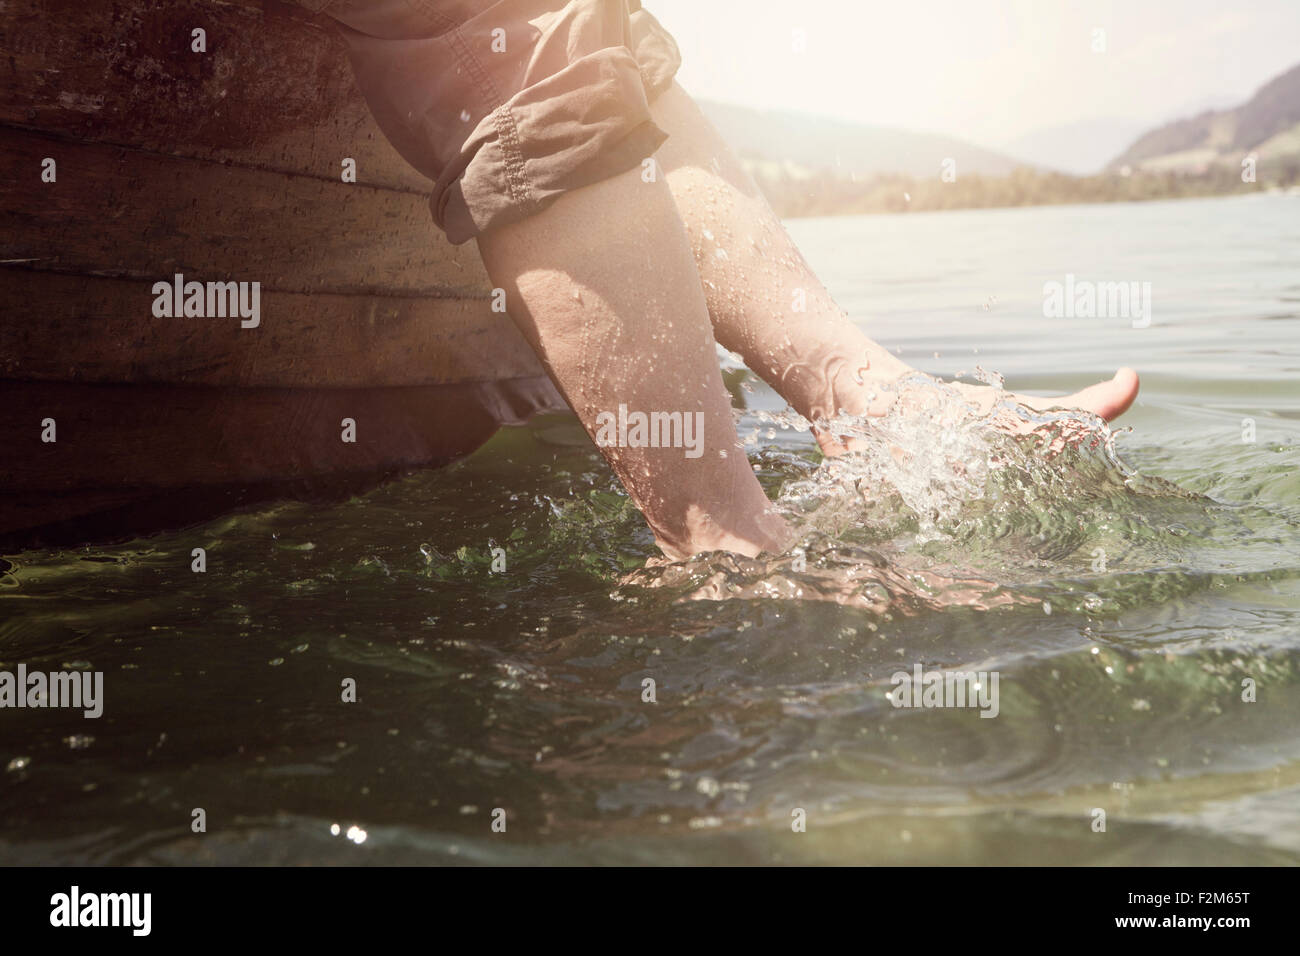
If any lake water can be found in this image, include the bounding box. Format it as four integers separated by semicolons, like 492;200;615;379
3;193;1298;865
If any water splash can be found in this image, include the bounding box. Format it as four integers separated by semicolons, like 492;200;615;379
624;371;1200;610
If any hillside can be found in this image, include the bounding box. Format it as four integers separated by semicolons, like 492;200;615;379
697;100;1027;179
1109;61;1300;172
687;66;1300;220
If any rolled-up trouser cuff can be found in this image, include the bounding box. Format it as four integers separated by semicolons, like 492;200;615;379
327;1;683;245
443;46;669;242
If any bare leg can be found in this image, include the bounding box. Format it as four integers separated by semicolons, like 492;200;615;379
648;83;1139;453
476;166;792;560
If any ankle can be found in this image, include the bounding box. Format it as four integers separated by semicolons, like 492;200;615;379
656;504;793;560
780;344;910;426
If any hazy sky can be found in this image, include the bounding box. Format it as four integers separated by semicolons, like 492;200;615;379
647;0;1300;155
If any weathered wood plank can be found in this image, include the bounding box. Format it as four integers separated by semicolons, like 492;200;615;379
0;376;565;493
0;269;545;387
0;374;565;542
0;0;431;191
0;126;489;295
0;0;575;542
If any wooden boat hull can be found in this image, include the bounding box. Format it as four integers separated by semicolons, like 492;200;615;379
0;0;567;544
0;377;561;548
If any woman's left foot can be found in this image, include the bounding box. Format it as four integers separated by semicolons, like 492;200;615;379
812;363;1140;457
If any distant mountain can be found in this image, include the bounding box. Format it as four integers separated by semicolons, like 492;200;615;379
1002;117;1150;175
1108;61;1300;172
696;100;1028;179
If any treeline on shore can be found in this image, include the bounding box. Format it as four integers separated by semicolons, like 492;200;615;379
750;158;1300;218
